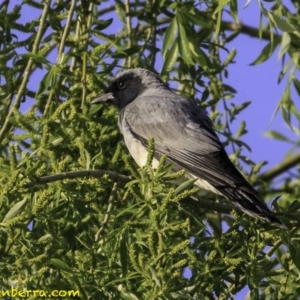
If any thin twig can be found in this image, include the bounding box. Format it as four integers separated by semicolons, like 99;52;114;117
124;0;132;67
70;15;81;72
80;2;94;110
58;0;76;58
95;181;119;241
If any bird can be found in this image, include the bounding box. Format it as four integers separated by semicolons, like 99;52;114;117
91;68;285;228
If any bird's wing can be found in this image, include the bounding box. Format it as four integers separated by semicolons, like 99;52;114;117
123;94;256;195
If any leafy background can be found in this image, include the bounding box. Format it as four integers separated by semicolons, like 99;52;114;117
0;0;300;299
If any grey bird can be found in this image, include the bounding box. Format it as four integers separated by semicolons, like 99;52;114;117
91;68;284;228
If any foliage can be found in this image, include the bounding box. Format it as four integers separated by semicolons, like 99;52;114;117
0;0;300;299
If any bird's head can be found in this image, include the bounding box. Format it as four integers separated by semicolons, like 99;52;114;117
91;68;166;109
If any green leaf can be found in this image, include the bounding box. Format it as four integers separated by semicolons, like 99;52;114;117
9;117;19;127
3;198;28;221
51;137;64;146
281;107;291;128
278;59;294;83
162;18;177;58
293;79;300;96
169;2;178;10
278;32;291;59
252;160;267;174
115;202;141;218
250;40;280;65
188;42;208;69
264;130;289;142
287;200;300;213
210;265;226;272
230;101;251;121
213;0;230;15
119;290;140;300
236;121;247;138
36;70;54;96
201;89;209;101
94;18;113;31
258;11;264;40
222;84;237;93
112;46;142;58
174;178;198;196
280;88;293;128
268;13;295;32
50;258;73;273
161;40;179;80
229;0;238;22
178;203;205;227
181;11;212;28
289;242;300;271
120;233;128;277
22;52;50;65
177;15;193;65
149;266;161;287
37;234;52;243
271;195;282;213
88;103;102;116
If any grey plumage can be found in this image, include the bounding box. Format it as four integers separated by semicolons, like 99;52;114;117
92;68;284;228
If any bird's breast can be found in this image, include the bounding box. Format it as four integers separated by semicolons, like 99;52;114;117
120;116;159;168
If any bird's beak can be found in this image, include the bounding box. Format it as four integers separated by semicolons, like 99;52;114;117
91;92;115;104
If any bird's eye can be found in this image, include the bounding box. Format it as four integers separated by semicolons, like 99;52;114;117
117;81;126;90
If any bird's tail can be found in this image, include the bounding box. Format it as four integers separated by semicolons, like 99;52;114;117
220;187;286;229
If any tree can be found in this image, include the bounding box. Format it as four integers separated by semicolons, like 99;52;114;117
0;0;299;299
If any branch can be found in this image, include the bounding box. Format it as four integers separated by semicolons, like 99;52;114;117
222;21;300;50
124;0;132;67
221;21;279;41
253;152;300;185
24;170;131;188
57;0;76;59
